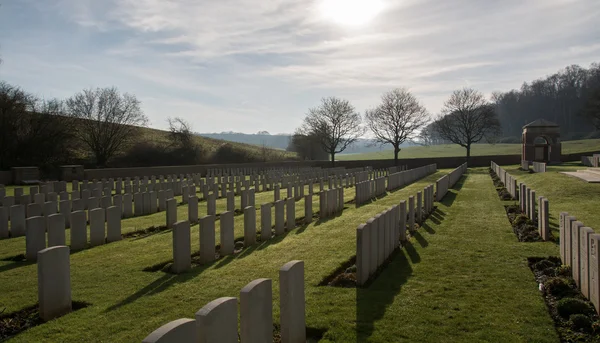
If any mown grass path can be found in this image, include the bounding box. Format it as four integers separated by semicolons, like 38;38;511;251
351;168;559;342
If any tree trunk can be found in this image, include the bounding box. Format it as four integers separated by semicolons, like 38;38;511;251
330;151;335;167
394;146;400;166
96;152;107;167
466;145;471;161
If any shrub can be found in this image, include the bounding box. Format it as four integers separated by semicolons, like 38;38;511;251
212;143;259;164
497;136;520;144
570;314;593;332
556;265;572;277
545;277;576;298
556;298;593;318
513;215;531;226
533;259;556;271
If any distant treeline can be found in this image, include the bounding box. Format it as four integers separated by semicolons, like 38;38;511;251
198;133;409;154
493;62;600;142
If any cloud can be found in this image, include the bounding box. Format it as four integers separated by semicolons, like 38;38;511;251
1;0;599;133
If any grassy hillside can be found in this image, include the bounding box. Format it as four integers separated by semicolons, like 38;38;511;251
336;139;600;160
66;126;298;166
141;127;296;160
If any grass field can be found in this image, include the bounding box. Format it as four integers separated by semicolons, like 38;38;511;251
337;138;600;160
498;161;600;239
66;125;297;165
0;168;566;342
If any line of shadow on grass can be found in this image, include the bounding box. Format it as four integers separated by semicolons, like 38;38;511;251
439;173;468;208
214;222;311;269
106;223;312;313
0;241;120;274
356;245;415;341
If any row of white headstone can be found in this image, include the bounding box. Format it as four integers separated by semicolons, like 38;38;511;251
143;260;306;343
581;155;600;167
559;213;600;314
490;162;518;199
491;161;550;240
355;164;438;206
519;160;547;173
519;183;550;240
387;164;437;192
532;161;547;173
318;187;344;219
24;206;122;261
435;163;468;201
356;184;435;285
168;193;307;272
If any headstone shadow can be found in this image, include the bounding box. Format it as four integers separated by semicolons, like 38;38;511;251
411;231;429;248
356;249;413;342
403;239;421;264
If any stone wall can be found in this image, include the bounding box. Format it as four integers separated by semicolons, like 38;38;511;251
0;171;11;185
81;154;520;180
2;150;595;185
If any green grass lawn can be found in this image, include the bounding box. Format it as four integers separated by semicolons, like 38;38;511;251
337;138;600;160
0;169;561;342
499;161;600;239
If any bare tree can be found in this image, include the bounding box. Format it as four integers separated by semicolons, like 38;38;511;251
432;88;502;159
300;97;364;166
168;117;194;147
167;116;203;164
365;88;429;165
65;87;148;166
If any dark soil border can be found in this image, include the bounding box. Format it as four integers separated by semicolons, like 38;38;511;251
0;301;90;341
272;324;326;342
488;167;544;242
528;256;600;342
504;205;543;242
488;167;516;201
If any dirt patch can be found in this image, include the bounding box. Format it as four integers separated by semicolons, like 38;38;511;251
0;301;90;341
504;205;543;242
272;324;326;343
528;257;600;342
122;225;170;239
0;254;27;263
318;256;357;287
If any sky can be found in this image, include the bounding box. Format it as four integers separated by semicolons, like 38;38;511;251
1;0;599;134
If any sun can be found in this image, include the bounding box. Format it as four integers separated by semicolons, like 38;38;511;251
319;0;384;26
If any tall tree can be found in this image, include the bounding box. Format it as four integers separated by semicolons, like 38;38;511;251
432;88;502;159
65;87;148;166
0;82;76;170
364;88;429;165
493;62;600;139
583;88;600;130
286;129;329;161
300;97;364;166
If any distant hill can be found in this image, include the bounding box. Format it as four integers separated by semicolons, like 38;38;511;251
197;131;413;155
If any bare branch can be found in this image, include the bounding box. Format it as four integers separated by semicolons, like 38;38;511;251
432;88;502;158
364;88;430;164
65;87;148;166
300;97;365;165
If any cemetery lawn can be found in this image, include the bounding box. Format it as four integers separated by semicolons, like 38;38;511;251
503;161;600;239
0;168;560;342
337;138;600;160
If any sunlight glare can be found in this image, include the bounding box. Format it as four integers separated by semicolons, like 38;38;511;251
319;0;384;26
